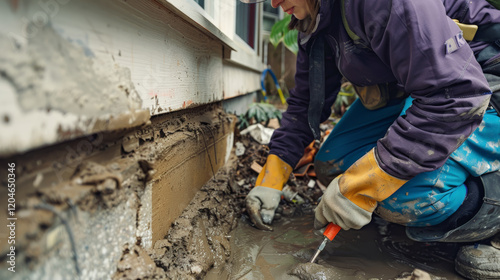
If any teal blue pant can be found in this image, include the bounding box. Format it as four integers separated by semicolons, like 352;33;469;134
315;98;500;227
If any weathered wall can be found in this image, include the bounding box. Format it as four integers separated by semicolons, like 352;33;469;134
223;62;261;100
0;18;149;157
0;0;262;156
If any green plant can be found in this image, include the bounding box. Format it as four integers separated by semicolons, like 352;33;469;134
269;14;298;55
238;103;283;130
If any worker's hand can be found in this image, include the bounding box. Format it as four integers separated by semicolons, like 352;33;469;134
246;186;282;231
314;148;408;230
245;154;292;231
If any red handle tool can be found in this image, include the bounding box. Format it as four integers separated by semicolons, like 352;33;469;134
309;223;341;263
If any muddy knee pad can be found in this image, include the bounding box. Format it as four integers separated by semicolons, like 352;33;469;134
406;171;500;242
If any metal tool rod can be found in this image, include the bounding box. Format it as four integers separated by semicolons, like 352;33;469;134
308;223;341;263
309;237;328;263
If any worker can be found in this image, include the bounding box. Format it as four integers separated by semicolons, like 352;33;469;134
241;0;500;278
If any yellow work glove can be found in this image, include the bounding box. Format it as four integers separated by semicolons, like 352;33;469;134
246;154;292;231
314;148;408;230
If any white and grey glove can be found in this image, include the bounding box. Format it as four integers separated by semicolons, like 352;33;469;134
246;186;282;231
314;176;372;230
314;149;407;231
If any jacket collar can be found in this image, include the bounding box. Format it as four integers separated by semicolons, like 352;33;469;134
299;0;335;45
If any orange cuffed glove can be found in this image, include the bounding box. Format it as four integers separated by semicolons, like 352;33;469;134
314;148;408;230
246;154;292;231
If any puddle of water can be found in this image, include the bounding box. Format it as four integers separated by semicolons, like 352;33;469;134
206;212;466;280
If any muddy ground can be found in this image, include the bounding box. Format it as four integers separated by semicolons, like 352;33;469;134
114;131;467;280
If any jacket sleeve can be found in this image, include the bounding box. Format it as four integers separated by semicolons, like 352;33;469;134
269;35;342;168
348;0;492;179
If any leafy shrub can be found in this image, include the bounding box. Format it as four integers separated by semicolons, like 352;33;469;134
238;103;282;130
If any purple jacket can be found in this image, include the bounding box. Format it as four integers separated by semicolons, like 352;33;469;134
269;0;498;180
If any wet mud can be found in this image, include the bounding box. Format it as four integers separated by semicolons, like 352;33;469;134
205;212;463;280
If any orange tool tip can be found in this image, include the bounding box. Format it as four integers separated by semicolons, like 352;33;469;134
323;223;341;241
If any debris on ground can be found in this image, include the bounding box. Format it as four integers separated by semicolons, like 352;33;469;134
240;123;275;144
232;126;331;223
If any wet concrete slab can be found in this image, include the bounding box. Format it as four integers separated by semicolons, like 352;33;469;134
207;210;466;280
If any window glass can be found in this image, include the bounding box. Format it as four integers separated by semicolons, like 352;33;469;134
193;0;205;8
263;2;278;14
263;16;276;32
263;2;279;32
235;1;256;48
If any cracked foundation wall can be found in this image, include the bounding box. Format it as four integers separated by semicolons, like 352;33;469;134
0;104;235;279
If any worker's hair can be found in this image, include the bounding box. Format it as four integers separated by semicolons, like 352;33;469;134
288;0;320;34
